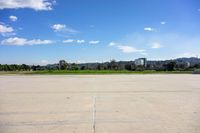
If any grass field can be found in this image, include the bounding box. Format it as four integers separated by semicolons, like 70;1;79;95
0;70;193;75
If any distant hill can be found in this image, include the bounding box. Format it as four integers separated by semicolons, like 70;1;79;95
175;57;200;65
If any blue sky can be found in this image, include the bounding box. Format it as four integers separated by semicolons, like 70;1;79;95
0;0;200;65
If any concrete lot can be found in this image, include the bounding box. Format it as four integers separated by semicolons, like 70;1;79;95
0;74;200;133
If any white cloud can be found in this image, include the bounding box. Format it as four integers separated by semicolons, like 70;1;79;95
63;39;100;45
110;32;200;59
108;42;116;46
1;37;53;46
117;45;145;54
9;15;18;21
89;40;100;44
77;40;85;44
0;23;15;36
140;52;148;56
0;24;14;33
63;39;74;43
151;42;162;49
0;0;55;11
41;59;49;65
161;21;166;25
51;24;77;33
51;24;66;32
144;27;155;31
108;40;146;54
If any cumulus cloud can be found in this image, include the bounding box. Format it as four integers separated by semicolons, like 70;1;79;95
117;45;145;54
161;21;166;25
51;24;77;33
0;0;55;11
77;40;85;44
144;27;155;31
89;40;100;44
0;23;15;36
108;42;116;46
51;24;66;31
63;39;74;43
1;37;53;46
151;42;162;49
0;24;14;33
9;15;18;21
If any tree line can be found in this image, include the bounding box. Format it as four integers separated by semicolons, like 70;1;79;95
0;64;31;71
1;59;200;71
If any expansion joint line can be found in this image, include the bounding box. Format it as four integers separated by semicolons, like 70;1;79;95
92;96;96;133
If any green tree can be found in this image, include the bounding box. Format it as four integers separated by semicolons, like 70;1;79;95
110;59;118;70
59;60;67;70
71;63;79;70
164;62;176;71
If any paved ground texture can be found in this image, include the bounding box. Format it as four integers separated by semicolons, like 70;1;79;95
0;74;200;133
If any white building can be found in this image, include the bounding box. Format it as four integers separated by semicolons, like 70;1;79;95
135;58;147;67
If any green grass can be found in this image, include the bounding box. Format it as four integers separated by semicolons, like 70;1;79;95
0;70;193;75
